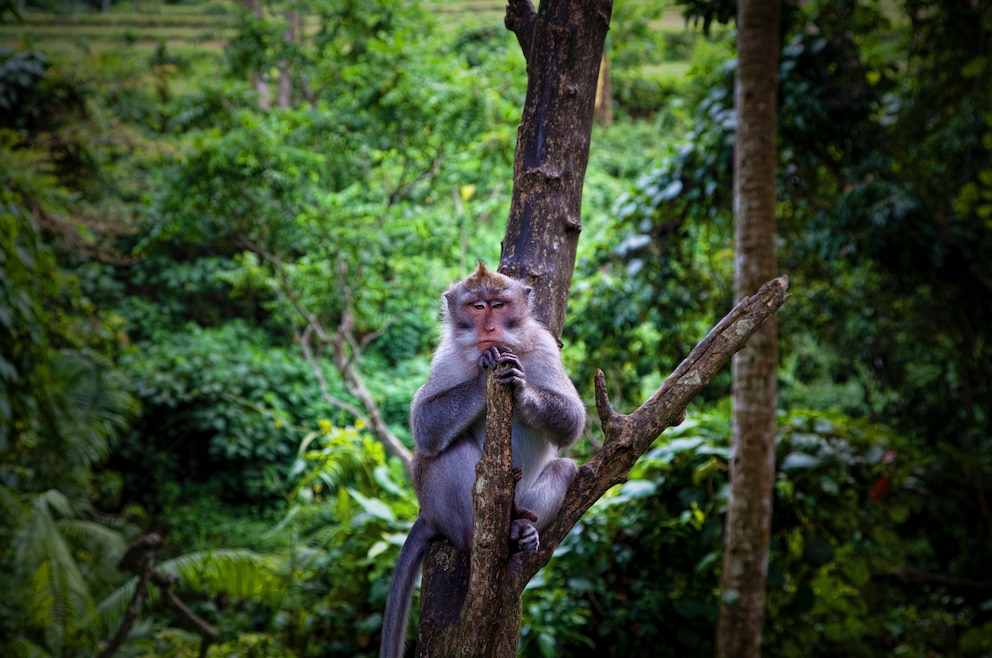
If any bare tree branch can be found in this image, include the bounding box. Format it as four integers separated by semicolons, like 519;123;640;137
247;241;413;467
100;534;219;658
298;325;369;421
517;275;790;587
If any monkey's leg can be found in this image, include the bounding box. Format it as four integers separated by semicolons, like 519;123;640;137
515;457;577;531
414;439;481;553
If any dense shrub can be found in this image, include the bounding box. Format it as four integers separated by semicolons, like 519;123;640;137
520;407;986;658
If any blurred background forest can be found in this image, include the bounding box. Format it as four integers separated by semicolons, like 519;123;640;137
1;0;990;656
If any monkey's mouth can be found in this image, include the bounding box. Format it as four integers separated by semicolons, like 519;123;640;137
477;340;502;351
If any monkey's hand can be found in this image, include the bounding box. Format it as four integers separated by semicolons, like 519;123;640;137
479;347;526;387
479;346;502;371
511;486;540;553
510;518;539;554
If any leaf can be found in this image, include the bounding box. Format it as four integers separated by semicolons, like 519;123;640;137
961;56;987;79
157;549;281;602
781;451;821;471
803;538;834;566
645;436;706;464
620;479;658;500
346;487;396;523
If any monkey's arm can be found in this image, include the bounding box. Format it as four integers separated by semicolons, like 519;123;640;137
410;371;487;456
488;341;585;449
514;380;585;447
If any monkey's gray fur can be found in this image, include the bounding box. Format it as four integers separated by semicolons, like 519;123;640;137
379;262;585;658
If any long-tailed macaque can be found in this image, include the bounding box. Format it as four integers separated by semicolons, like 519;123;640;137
379;261;586;658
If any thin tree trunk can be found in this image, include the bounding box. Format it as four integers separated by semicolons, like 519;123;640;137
716;0;781;656
248;0;270;110
277;9;298;108
595;50;613;126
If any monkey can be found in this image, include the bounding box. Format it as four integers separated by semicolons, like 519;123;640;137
379;261;586;658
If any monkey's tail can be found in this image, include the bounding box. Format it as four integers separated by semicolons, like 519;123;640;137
380;517;434;658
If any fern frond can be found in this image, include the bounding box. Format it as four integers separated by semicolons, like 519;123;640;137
94;576;139;638
157;549;285;603
56;518;127;575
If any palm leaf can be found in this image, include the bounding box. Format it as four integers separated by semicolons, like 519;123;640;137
56;518;127;576
158;548;285;602
93;577;138;638
51;350;134;466
95;548;286;638
20;496;95;657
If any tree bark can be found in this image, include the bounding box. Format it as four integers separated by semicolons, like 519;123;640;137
413;0;789;656
499;0;612;336
418;368;521;656
716;0;781;656
277;9;298;109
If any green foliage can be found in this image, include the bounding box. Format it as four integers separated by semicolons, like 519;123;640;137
567;51;736;410
0;48;50;126
676;0;737;35
1;131;135;496
520;407;971;658
0;170;60;468
263;423;417;657
96;547;285;637
117;321;335;503
0;489;130;657
3;1;991;656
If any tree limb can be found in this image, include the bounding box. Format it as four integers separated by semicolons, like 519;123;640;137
248;241;413;468
100;533;220;658
504;0;537;59
427;367;519;656
515;275;790;586
297;325;369;421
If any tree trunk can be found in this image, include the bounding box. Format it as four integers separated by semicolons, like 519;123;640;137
415;0;612;654
499;0;611;335
249;0;270;110
595;50;613;126
277;9;298;109
716;0;781;656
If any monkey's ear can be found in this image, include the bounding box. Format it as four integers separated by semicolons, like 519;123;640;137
443;289;458;316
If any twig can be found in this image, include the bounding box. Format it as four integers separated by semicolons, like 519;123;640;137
99;534;219;658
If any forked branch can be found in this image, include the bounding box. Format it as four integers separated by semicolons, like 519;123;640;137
514;275;790;586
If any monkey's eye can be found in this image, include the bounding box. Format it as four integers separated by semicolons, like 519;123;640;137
471;302;486;310
492;302;504;310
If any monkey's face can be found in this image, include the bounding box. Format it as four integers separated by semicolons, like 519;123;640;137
465;297;522;353
443;261;533;356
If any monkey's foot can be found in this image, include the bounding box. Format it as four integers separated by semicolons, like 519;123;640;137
510;518;539;554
